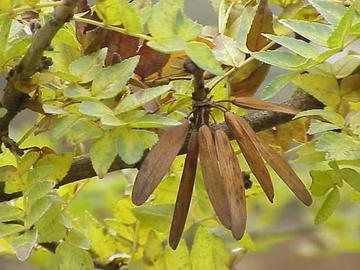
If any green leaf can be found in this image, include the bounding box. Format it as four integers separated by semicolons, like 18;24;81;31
115;128;158;164
147;36;186;53
63;84;91;99
65;118;104;144
115;85;171;114
92;56;139;99
252;50;310;71
279;19;332;46
18;151;40;176
0;204;23;222
0;17;11;61
35;201;66;243
308;121;340;135
132;204;174;232
340;168;360;192
263;34;319;59
0;107;7;118
26;195;56;228
165;240;191;270
68;48;107;83
10;229;38;261
35;153;73;182
175;11;202;41
310;170;336;196
309;0;346;25
0;223;24;238
26;180;55;206
190;226;230;270
95;0;122;25
185;41;224;75
213;34;245;67
147;0;184;38
55;241;94;270
143;230;164;265
260;72;297;100
292;73;340;107
100;114;127;126
118;0;143;33
113;196;137;224
79;101;113;117
66;229;91;250
332;55;360;79
0;165;24;193
315;132;360;161
233;6;256;51
51;115;80;140
5;37;32;64
315;187;340;224
83;212;117;260
327;7;353;48
294;109;345;127
89;132;117;178
128;115;180;128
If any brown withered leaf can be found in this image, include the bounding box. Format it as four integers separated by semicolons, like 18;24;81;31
198;125;231;229
135;43;171;79
225;111;274;202
105;32;140;66
258;118;309;152
232;96;300;115
246;0;273;52
236;117;312;206
215;129;246;240
169;131;199;250
132;121;189;205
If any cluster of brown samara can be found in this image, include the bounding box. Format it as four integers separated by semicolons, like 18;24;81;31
131;96;312;250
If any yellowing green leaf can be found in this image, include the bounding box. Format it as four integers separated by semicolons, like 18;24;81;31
213;34;245;67
89;132;117;178
118;0;143;33
35;153;73;182
113;196;137;224
79;101;113;117
260;72;297;100
25;195;55;228
115;85;171;114
315;187;340;224
340;168;360;192
165;239;191;270
316;132;360;160
292;73;340;107
63;84;91;99
294;109;345;127
95;0;122;25
252;50;310;71
280;19;332;46
69;48;107;83
332;55;360;79
0;165;24;194
0;204;23;222
128;115;180;128
115;128;158;164
308;121;340;135
190;226;230;270
0;223;24;238
309;0;346;25
55;241;94;270
132;204;174;232
310;170;336;196
66;229;91;250
327;7;353;48
175;11;202;41
185;41;224;75
232;6;256;51
263;34;319;59
10;229;38;261
92;56;140;99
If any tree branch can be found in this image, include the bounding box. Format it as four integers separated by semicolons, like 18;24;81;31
0;91;323;202
0;0;79;147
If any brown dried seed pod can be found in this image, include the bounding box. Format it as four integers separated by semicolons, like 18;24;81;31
225;111;274;202
232;97;300;115
198;125;231;229
169;131;199;250
215;129;247;240
132;121;189;205
236;117;312;206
